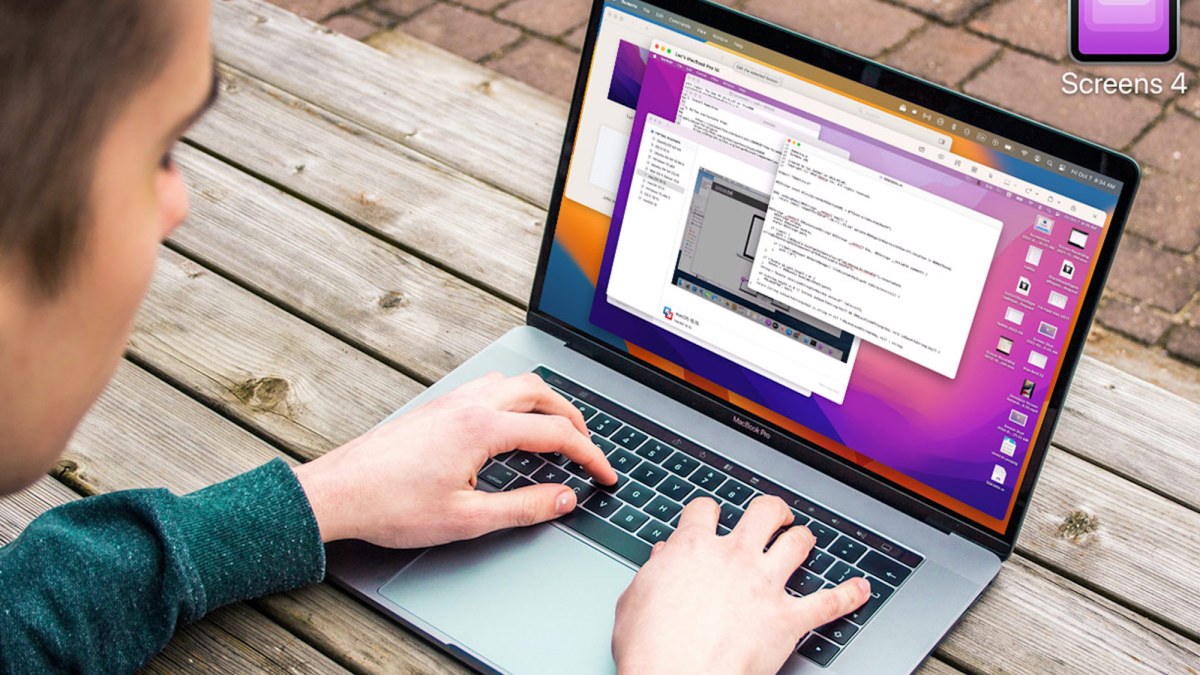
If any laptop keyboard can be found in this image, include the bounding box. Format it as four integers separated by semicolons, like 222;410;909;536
475;367;924;667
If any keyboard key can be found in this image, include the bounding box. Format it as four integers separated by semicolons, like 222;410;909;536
663;453;700;477
808;520;838;548
543;452;569;466
816;618;859;646
612;426;648;450
718;503;744;529
508;476;534;490
596;473;629;493
557;508;651;567
715;478;754;506
644;495;682;522
572;400;598;421
563;461;590;478
858;551;912;587
825;561;865;584
682;489;719;506
717;525;731;536
847;577;894;625
504;451;544;475
582;492;624;518
608;447;641;473
478;463;516;489
636;519;673;545
829;536;868;564
531;465;570;484
629;462;667;487
790;510;811;527
591;435;617;456
636;439;673;463
612;506;650;533
658;475;694;502
587;412;620;436
689;466;727;491
802;550;835;575
786;569;824;595
617;481;654;508
565;477;597;503
797;634;839;667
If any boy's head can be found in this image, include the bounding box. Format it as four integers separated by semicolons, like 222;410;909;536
0;0;216;494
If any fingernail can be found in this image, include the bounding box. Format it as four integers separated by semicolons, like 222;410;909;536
555;490;575;514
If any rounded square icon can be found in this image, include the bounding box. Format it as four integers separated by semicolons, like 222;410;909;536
1070;0;1178;63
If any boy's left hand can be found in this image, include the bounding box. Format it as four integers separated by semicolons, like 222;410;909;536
293;372;617;548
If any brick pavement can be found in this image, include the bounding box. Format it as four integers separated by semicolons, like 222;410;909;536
267;0;1200;401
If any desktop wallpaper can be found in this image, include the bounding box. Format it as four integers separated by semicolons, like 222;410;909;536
542;51;1120;533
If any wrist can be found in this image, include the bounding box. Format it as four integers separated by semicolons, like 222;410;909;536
292;459;347;543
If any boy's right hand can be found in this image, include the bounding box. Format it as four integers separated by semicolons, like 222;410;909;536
612;495;870;675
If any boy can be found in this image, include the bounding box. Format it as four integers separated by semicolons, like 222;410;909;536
0;1;867;671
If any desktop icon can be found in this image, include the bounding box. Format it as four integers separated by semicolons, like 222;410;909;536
996;337;1015;355
1038;321;1059;339
1004;307;1025;325
1000;436;1017;457
1016;276;1032;296
1070;0;1178;64
991;465;1008;484
1028;351;1049;369
1035;215;1055;235
1021;379;1036;399
1069;228;1090;249
1048;291;1069;309
663;306;674;321
1060;259;1076;280
1026;245;1043;266
1008;410;1029;426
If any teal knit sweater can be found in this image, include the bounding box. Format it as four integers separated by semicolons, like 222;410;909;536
0;459;326;673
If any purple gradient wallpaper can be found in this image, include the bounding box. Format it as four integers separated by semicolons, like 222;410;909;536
607;40;650;109
586;54;1112;521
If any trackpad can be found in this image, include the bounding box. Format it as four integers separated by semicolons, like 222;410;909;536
379;524;635;675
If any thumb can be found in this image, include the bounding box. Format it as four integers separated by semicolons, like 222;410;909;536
466;483;577;535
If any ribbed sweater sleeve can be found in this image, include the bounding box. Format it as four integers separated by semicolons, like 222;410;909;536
0;459;325;673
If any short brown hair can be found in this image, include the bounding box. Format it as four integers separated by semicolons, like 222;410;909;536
0;1;176;296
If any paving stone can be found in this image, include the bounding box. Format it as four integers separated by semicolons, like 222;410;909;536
1185;0;1200;24
488;37;581;100
969;0;1067;61
270;0;359;21
883;24;1000;87
373;0;435;18
890;0;990;24
1166;325;1200;364
743;0;925;58
1096;297;1174;344
1127;168;1200;253
497;0;592;37
964;51;1161;149
563;23;588;51
323;14;380;40
453;0;512;11
1180;86;1200;118
1181;24;1200;69
1107;236;1200;312
1133;112;1200;176
400;4;522;61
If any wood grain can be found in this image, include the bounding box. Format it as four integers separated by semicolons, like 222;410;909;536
186;64;545;303
212;0;567;208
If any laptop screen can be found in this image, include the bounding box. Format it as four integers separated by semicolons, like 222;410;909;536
537;0;1127;535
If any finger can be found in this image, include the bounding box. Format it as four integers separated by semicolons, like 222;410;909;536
732;495;793;549
649;541;667;558
790;578;871;631
451;372;506;396
490;411;617;485
676;497;720;532
463;483;577;536
764;525;816;580
476;373;589;436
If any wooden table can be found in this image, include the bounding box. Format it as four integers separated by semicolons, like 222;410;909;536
1;1;1198;671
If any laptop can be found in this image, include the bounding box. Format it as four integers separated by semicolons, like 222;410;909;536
327;0;1140;672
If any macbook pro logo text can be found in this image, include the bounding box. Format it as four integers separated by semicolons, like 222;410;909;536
732;415;771;440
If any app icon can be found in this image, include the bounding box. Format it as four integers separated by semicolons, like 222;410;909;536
1035;215;1055;235
1071;0;1178;63
1000;436;1017;456
663;306;674;321
1017;276;1032;296
1060;259;1077;280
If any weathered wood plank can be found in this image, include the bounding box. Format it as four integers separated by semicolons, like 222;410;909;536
186;64;545;303
0;474;349;674
1055;357;1200;512
212;0;567;208
173;142;524;386
1020;449;1200;636
64;361;473;673
939;556;1200;675
132;248;419;461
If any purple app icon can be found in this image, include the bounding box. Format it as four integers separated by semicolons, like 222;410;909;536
1071;0;1178;62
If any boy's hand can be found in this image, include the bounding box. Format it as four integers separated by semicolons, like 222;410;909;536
293;372;617;548
612;496;870;675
